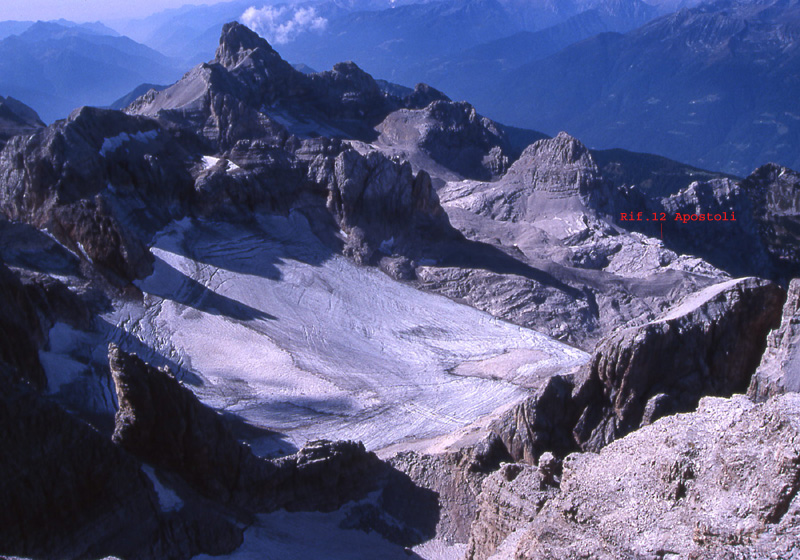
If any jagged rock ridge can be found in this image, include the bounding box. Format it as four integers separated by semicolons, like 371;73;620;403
490;276;784;462
0;18;800;560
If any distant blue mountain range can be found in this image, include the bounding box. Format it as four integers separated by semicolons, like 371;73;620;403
0;20;184;123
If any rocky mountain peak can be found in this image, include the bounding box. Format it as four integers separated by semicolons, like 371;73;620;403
330;61;374;81
308;60;390;118
214;21;278;69
520;131;593;166
504;131;600;198
406;83;450;108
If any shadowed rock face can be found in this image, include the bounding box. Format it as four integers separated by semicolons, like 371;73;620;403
0;96;44;148
0;260;47;389
0;107;194;281
110;344;385;513
388;438;511;545
414;100;516;180
749;278;800;401
740;163;800;279
614;162;800;280
0;367;242;560
491;276;785;461
572;276;784;450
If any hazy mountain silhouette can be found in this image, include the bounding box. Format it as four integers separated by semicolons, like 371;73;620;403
0;21;184;123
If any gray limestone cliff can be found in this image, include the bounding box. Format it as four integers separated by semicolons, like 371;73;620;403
749;278;800;400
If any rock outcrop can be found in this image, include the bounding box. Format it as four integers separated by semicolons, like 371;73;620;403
465;462;559;560
488;375;576;464
442;132;606;224
503;131;603;202
376;100;523;181
571;276;784;451
749;278;800;401
388;438;511;545
495;394;800;559
109;344;385;513
490;277;784;461
0;107;193;281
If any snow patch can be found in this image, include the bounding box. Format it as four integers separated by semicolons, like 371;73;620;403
202;155;242;172
202;155;220;169
42;229;81;261
195;509;418;560
99;130;158;157
141;465;183;512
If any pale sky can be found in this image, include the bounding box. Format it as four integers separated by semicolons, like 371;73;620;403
1;0;226;22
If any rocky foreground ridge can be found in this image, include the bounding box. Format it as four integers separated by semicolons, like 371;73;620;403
1;20;800;560
467;393;800;560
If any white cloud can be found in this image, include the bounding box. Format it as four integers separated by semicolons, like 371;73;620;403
240;5;327;45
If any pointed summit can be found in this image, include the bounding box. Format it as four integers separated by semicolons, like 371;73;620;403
215;21;278;69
